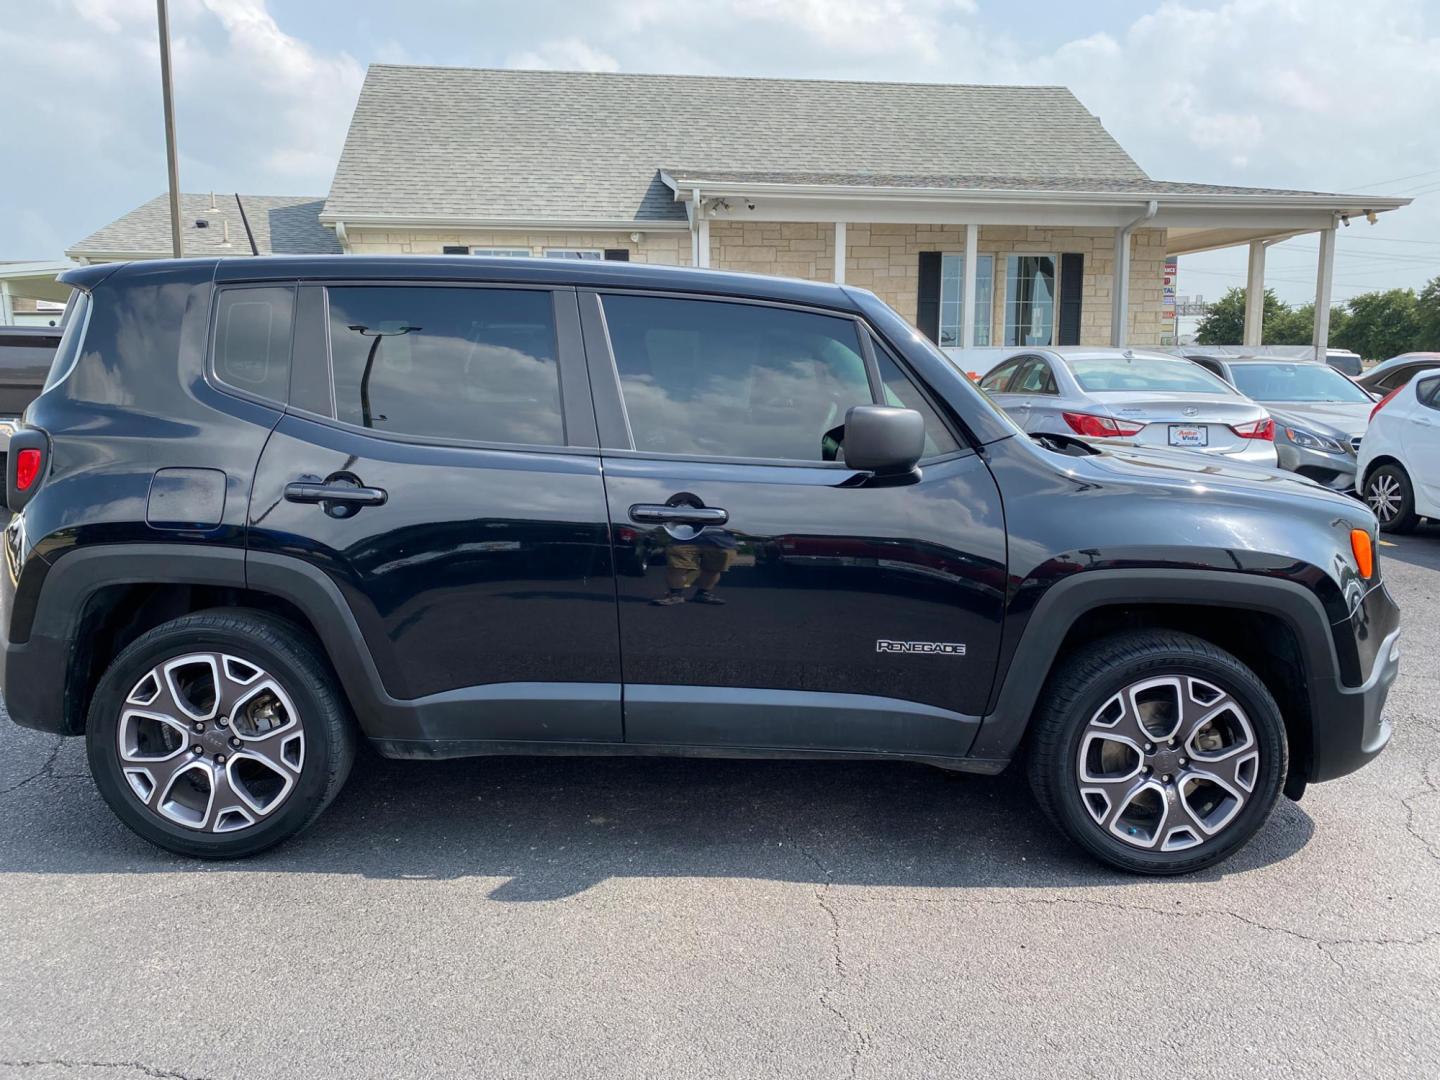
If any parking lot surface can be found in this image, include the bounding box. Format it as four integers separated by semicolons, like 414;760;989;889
2;528;1438;1080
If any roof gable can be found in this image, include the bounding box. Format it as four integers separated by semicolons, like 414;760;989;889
321;66;1149;225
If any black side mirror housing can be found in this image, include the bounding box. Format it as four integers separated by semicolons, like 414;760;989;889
842;405;925;474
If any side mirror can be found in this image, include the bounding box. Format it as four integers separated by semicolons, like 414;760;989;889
842;405;925;474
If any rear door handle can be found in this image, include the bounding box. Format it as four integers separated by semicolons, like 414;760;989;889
629;504;728;525
284;481;388;507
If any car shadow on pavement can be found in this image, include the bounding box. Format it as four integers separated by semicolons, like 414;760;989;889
0;744;1316;896
1378;522;1440;572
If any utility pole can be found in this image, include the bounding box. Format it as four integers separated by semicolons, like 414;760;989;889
157;0;183;258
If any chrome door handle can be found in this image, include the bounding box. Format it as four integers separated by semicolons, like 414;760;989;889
629;504;729;526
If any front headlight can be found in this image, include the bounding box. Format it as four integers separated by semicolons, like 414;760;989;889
1283;426;1347;454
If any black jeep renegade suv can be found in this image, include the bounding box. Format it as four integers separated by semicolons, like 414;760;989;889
0;256;1400;873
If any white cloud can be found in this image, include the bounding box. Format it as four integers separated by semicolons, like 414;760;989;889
507;37;620;72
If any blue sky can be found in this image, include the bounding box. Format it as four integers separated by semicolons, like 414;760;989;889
3;0;1437;305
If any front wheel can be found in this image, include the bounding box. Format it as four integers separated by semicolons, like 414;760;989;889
86;611;356;858
1027;631;1287;875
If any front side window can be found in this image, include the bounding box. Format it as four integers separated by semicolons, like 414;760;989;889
602;295;871;461
979;358;1021;393
873;345;961;457
1011;357;1058;395
1004;255;1057;347
938;253;994;347
1227;362;1373;404
327;286;564;446
213;286;294;403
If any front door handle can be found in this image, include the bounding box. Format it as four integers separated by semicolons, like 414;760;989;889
285;480;388;507
629;504;729;526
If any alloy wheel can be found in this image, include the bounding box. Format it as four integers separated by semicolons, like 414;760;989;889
1367;473;1403;523
116;652;305;834
1075;675;1259;852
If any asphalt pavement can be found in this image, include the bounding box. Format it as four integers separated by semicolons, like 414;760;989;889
2;526;1438;1079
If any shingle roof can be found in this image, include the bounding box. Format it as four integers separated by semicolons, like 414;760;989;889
322;66;1151;225
68;193;339;258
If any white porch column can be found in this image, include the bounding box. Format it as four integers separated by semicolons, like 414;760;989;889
1312;224;1336;362
0;281;13;326
962;224;979;349
1110;229;1132;347
1243;240;1266;347
833;221;846;284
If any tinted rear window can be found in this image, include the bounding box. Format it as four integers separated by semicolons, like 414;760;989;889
327;285;564;446
1068;357;1232;395
41;291;91;392
1229;363;1372;403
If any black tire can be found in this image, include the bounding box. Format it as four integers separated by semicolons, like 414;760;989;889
1027;630;1287;875
86;610;356;858
1364;463;1419;534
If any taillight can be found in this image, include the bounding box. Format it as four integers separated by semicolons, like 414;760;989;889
1371;387;1401;421
14;448;41;491
1062;411;1145;438
1231;418;1275;441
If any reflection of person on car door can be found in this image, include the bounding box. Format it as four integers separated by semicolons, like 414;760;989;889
652;528;737;605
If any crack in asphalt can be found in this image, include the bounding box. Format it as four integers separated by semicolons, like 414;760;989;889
0;736;67;796
1399;760;1440;865
781;829;871;1080
0;1061;214;1080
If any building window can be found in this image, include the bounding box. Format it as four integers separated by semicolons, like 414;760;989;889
471;247;531;257
543;249;603;260
938;253;994;347
1004;255;1057;347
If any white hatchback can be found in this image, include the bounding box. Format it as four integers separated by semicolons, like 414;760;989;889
1356;368;1440;533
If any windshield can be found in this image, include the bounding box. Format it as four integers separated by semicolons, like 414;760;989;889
1229;363;1372;403
1068;357;1233;395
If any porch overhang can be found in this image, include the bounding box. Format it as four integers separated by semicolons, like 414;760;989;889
657;170;1410;252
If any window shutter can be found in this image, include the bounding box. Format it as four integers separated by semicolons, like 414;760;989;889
603;248;630;261
441;245;469;255
917;251;942;344
1058;253;1084;346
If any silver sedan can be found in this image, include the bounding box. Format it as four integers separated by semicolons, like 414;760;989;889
978;348;1278;466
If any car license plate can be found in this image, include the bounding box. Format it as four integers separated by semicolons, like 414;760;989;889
1169;425;1209;447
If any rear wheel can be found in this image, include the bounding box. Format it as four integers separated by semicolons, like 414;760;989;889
86;611;355;858
1364;463;1419;534
1027;630;1286;875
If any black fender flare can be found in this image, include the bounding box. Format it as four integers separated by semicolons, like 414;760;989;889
969;568;1342;764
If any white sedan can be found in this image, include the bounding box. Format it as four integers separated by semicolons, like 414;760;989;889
1356;367;1440;533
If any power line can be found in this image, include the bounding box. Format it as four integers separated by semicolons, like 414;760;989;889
1343;166;1440;190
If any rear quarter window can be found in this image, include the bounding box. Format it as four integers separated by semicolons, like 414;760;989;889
41;291;92;392
212;286;295;404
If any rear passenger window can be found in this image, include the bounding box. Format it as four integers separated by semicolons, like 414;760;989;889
1418;376;1440;410
873;344;961;457
327;286;563;446
601;294;871;461
214;286;294;403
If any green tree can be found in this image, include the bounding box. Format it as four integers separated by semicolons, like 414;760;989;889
1195;287;1290;345
1267;302;1350;347
1331;288;1421;361
1417;276;1440;351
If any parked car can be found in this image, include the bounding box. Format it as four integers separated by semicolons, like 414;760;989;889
1356;352;1440;397
0;324;62;457
1321;349;1363;378
1187;356;1373;491
1356;368;1440;533
2;257;1398;876
977;348;1277;465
